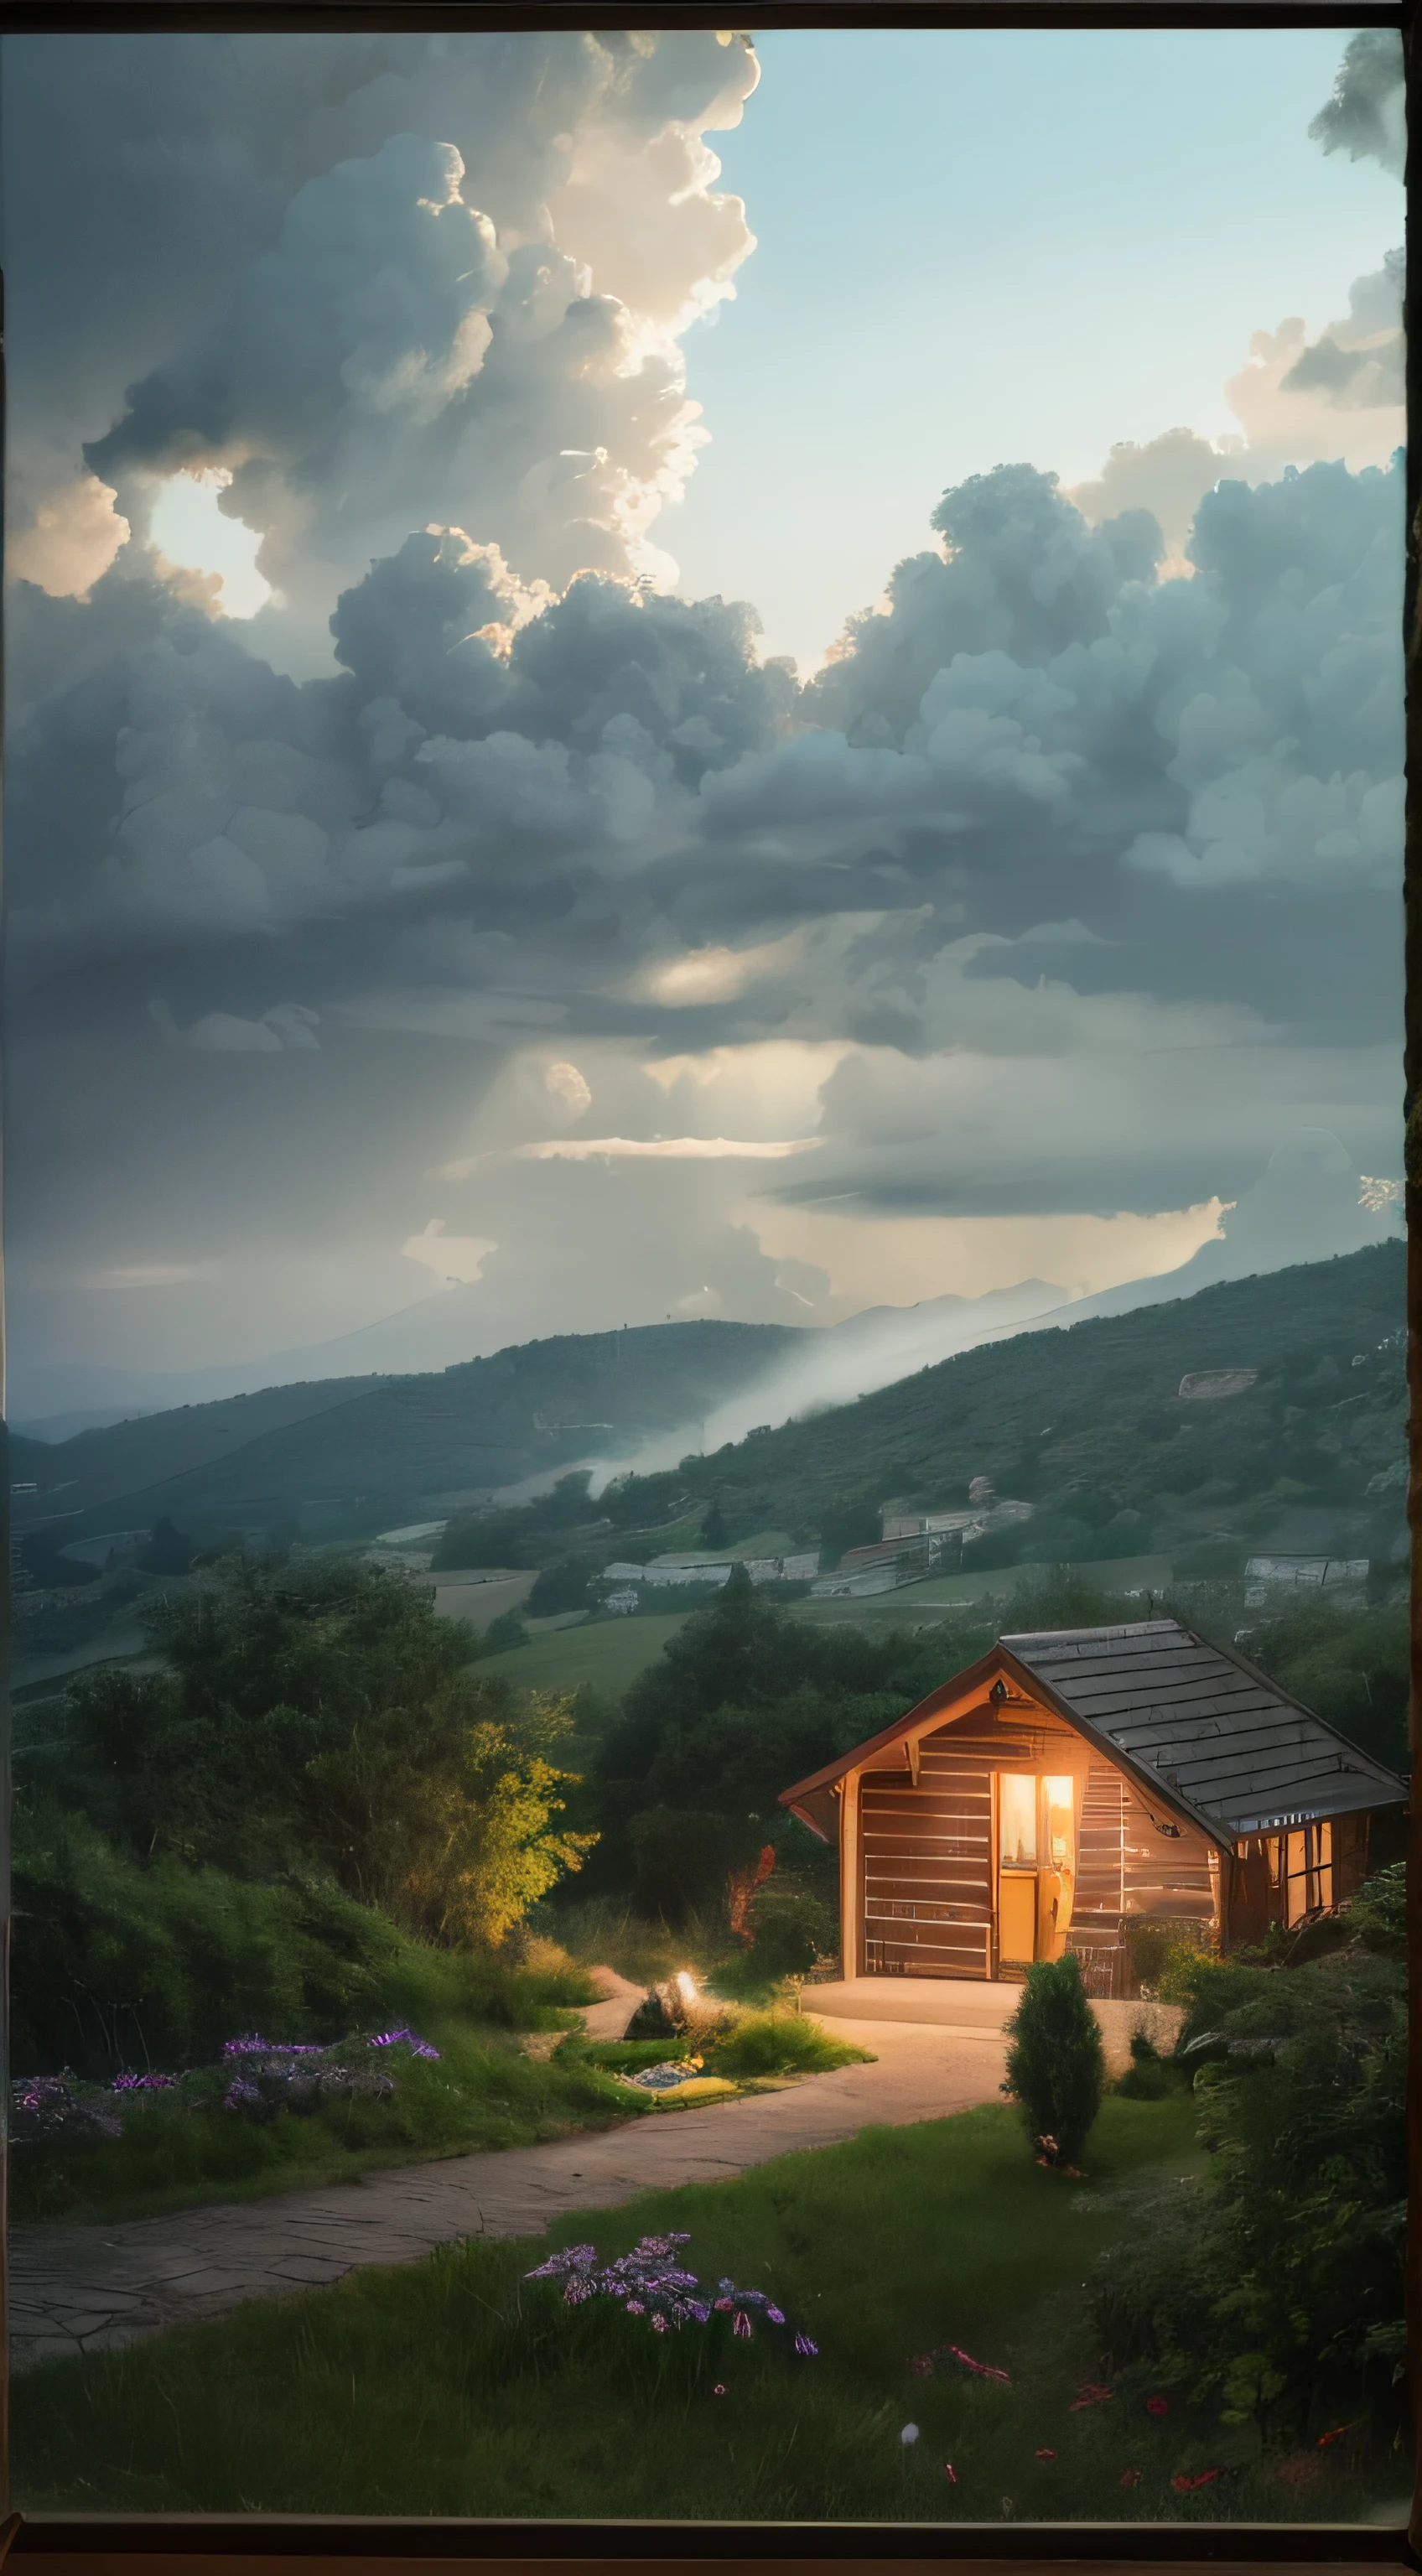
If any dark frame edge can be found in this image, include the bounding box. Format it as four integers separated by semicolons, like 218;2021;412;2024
0;2;1417;2564
3;2517;1418;2560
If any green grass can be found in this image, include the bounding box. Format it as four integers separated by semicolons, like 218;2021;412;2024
566;2012;870;2085
12;2023;646;2228
13;2094;1397;2521
476;1609;692;1696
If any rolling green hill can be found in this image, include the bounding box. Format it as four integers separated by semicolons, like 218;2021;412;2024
10;1321;802;1564
13;1249;1405;1600
665;1242;1406;1574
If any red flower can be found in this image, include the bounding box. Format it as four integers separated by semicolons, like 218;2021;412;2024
1070;2382;1113;2411
1119;2469;1144;2490
1145;2396;1169;2418
712;2383;727;2397
943;2464;958;2485
1035;2449;1056;2463
1170;2470;1219;2493
1317;2423;1358;2449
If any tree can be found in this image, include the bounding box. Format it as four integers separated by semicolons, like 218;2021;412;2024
138;1517;193;1576
1002;1952;1104;2166
702;1494;727;1549
58;1557;596;1948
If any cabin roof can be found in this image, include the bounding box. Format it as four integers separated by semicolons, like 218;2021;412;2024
778;1618;1406;1852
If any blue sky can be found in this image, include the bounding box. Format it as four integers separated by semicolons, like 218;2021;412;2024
666;29;1401;667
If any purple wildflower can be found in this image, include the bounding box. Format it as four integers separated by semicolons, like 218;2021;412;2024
367;2027;440;2060
795;2334;818;2358
523;2232;812;2353
223;2077;261;2111
112;2071;177;2092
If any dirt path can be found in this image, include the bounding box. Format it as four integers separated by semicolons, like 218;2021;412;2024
12;1976;1008;2375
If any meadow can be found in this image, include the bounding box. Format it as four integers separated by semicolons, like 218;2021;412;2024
13;2095;1397;2522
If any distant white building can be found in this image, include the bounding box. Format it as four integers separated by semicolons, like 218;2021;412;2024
603;1589;640;1616
1244;1555;1368;1591
596;1550;819;1595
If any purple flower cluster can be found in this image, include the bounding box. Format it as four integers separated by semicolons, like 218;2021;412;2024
11;2074;124;2143
222;2034;324;2059
112;2071;178;2093
525;2233;817;2356
367;2027;440;2060
224;2077;262;2111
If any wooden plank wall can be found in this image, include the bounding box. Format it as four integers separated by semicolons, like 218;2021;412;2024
859;1748;993;1977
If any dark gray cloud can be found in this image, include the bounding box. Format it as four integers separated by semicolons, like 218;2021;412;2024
0;30;1404;1401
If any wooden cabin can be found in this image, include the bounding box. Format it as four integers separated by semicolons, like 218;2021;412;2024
779;1619;1406;1996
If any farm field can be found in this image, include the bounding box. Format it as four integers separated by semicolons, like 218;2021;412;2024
452;1555;1178;1701
13;2094;1391;2522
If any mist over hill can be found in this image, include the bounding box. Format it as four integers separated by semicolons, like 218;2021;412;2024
12;1245;1405;1610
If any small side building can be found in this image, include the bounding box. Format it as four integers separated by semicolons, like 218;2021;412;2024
778;1618;1405;1996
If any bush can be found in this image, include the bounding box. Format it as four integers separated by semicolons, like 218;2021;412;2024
747;1888;831;1980
704;2010;869;2080
626;1806;762;1924
1124;1914;1216;2002
525;1559;594;1618
1113;2027;1181;2101
13;1803;598;2080
1090;1918;1405;2436
1002;1952;1105;2167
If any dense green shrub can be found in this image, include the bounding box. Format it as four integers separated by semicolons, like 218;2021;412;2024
703;2010;867;2080
13;1800;598;2080
747;1888;832;1979
1092;1887;1405;2436
524;1559;594;1618
626;1806;763;1924
1002;1953;1105;2166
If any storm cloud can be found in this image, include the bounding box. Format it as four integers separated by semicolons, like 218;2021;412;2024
0;29;1404;1411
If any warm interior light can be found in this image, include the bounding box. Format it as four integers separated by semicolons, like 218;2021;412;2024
675;1969;699;2006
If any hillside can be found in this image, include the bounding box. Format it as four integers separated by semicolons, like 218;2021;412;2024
10;1321;802;1561
12;1249;1406;1593
662;1242;1406;1574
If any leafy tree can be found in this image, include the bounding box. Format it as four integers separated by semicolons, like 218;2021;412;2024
817;1493;882;1567
1242;1598;1408;1775
702;1494;727;1550
54;1557;595;1949
525;1557;594;1617
1002;1952;1104;2166
138;1516;194;1576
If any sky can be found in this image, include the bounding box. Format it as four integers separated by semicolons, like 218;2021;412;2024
0;26;1406;1421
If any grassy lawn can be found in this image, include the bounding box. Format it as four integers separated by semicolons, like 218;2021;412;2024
476;1609;692;1696
12;2094;1394;2521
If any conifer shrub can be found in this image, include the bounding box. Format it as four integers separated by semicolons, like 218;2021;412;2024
1002;1951;1105;2167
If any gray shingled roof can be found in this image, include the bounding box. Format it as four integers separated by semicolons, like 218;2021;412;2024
1000;1618;1406;1846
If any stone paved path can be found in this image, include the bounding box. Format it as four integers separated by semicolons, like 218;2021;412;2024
12;1974;1009;2374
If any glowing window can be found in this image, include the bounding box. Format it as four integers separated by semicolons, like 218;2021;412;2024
999;1773;1037;1869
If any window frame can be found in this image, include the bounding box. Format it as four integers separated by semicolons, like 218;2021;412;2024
0;1;1414;2565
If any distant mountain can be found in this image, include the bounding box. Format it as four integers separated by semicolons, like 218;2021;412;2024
7;1283;511;1431
9;1320;804;1559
